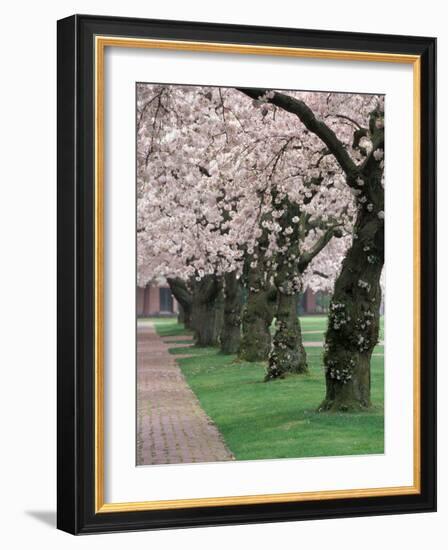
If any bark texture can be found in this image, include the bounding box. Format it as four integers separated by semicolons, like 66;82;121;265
265;196;308;379
320;164;384;411
191;275;224;347
167;277;193;330
267;293;307;380
239;262;277;362
265;194;336;380
220;271;243;354
268;221;336;380
177;304;186;325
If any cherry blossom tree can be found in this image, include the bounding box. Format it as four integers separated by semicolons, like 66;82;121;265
137;84;248;348
201;88;357;376
238;88;384;409
137;83;384;408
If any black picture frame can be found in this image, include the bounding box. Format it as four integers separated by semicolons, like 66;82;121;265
57;14;436;534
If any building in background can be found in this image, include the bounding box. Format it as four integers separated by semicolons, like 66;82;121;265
137;284;179;317
137;284;329;318
298;289;331;315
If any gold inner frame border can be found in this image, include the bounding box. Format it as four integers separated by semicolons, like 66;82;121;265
94;35;421;513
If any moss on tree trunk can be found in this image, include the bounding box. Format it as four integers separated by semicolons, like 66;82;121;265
263;196;314;381
320;208;384;412
266;293;307;380
265;210;309;380
220;271;243;354
239;263;277;362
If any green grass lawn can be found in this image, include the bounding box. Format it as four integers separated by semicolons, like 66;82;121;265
277;315;385;343
148;317;384;462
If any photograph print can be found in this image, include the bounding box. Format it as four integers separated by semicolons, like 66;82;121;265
136;83;385;467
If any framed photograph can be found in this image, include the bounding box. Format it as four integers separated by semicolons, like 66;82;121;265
57;14;436;534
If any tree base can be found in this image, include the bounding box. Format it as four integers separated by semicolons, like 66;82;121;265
220;339;240;355
238;322;271;362
265;340;308;381
238;345;270;362
264;366;308;382
317;398;370;413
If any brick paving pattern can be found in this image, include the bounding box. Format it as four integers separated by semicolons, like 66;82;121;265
137;322;234;466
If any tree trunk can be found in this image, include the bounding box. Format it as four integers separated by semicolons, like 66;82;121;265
264;196;309;380
266;293;307;380
182;306;192;330
167;277;193;330
220;271;243;354
191;275;224;347
239;263;277;362
177;304;185;324
177;304;193;329
320;208;384;412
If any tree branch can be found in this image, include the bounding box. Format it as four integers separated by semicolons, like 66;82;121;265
313;270;330;279
298;228;337;272
325;114;363;130
236;88;359;180
167;278;192;308
195;275;222;303
137;90;164;131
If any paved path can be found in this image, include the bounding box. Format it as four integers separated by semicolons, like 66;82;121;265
137;322;233;466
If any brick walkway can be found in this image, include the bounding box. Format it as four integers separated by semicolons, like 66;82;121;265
137;322;234;466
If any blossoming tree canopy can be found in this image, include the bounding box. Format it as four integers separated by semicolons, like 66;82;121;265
137;82;385;407
136;84;374;285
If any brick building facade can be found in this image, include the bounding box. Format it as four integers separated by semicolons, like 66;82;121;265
137;284;179;317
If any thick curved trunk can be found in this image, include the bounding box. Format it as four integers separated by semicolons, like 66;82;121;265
183;307;192;329
177;304;192;329
220;271;243;354
167;277;193;330
266;293;307;380
191;275;224;347
239;263;277;362
320;209;384;412
177;304;185;324
264;199;312;380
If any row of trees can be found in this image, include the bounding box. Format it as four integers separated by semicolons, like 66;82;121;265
137;83;384;412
